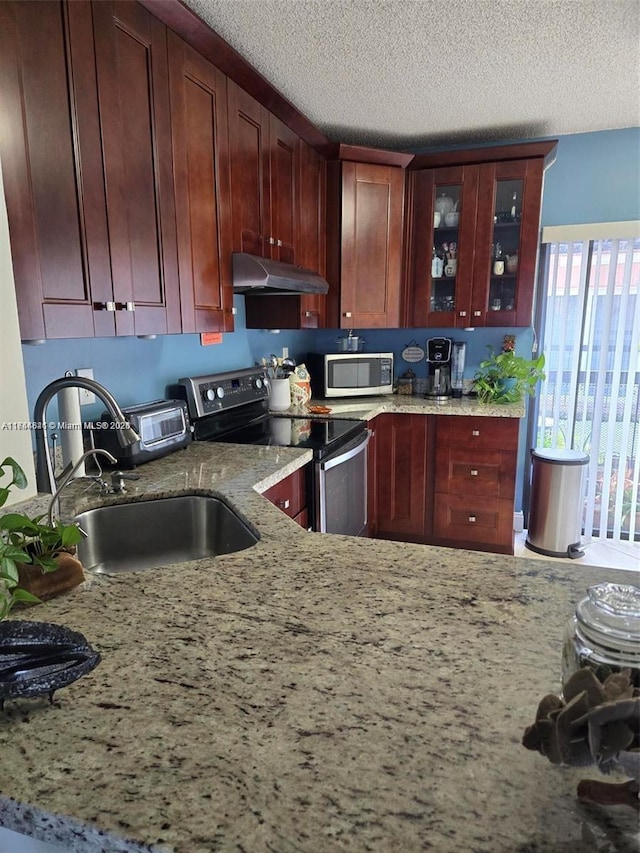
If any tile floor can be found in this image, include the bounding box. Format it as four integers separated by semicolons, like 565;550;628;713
514;531;639;574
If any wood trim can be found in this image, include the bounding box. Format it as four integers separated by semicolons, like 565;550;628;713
324;142;414;167
409;140;557;171
137;0;331;150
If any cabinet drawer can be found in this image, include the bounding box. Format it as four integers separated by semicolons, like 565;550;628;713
263;467;307;519
434;494;513;547
435;448;515;499
436;416;519;450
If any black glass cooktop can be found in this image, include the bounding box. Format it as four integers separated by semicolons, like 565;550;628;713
203;415;366;460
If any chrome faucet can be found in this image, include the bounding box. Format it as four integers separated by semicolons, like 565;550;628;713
47;448;117;527
33;376;140;495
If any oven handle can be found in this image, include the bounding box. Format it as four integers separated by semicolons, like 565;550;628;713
317;429;371;471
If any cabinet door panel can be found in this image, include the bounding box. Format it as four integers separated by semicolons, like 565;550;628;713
339;162;404;328
0;0;112;339
435;447;515;499
228;80;268;257
375;414;430;538
93;0;180;335
168;32;233;332
263;467;307;519
269;116;298;264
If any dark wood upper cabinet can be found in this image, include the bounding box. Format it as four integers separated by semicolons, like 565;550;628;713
0;0;113;339
245;137;326;330
326;157;407;329
92;0;181;336
167;30;234;333
406;143;555;329
227;79;300;265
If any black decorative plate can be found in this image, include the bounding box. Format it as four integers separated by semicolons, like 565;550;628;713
0;621;101;708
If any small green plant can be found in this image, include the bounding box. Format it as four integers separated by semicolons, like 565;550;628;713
0;456;82;619
473;347;546;404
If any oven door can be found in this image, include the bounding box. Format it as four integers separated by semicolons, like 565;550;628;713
314;430;371;535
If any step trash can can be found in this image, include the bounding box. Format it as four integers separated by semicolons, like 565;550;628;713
526;448;590;559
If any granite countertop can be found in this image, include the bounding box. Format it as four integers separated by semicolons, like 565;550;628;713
1;439;636;853
288;393;526;420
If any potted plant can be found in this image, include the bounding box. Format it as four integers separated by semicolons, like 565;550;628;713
473;346;546;404
0;456;84;620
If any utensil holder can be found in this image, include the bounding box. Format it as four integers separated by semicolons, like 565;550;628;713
269;378;291;411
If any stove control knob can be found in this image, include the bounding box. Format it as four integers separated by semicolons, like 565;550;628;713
214;386;225;399
203;387;216;402
253;377;264;390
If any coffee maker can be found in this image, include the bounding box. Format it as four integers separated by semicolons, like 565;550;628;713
426;337;452;401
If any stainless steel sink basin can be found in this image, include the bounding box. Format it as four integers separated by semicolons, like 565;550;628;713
75;495;258;573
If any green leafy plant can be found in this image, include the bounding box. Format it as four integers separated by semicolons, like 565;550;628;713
473;348;546;404
0;456;82;619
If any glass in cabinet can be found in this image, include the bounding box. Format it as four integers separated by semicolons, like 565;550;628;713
407;151;549;329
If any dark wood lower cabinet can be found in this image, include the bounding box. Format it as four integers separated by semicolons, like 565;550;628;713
371;413;519;555
263;467;309;529
374;414;435;543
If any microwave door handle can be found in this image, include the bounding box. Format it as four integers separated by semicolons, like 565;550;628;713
318;430;371;472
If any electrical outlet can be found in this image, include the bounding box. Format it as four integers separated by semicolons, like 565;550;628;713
75;368;95;404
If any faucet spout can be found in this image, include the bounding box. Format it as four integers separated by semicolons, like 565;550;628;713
34;376;140;494
47;448;118;527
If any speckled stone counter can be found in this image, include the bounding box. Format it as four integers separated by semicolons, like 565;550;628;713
1;441;637;853
287;393;525;420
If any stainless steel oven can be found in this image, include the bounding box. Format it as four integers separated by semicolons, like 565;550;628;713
174;368;370;536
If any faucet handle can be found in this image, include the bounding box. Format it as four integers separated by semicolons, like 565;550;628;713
110;471;141;494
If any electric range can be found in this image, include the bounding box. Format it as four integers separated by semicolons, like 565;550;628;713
173;367;370;535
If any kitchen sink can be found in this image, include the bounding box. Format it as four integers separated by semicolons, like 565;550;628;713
74;495;258;573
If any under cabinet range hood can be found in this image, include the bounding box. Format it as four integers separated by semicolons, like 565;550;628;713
232;252;329;295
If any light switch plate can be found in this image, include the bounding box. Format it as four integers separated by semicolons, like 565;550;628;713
75;368;95;404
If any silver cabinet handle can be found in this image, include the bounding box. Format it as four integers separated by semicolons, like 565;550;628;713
277;498;290;509
470;469;478;476
226;306;237;315
472;430;480;436
343;311;352;318
94;301;117;311
122;301;135;312
473;310;482;317
458;310;467;317
468;515;477;522
276;239;283;247
304;311;313;317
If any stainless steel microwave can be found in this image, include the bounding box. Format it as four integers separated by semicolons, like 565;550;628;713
306;352;394;398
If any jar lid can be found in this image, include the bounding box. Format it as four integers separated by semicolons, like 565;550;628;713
576;583;640;644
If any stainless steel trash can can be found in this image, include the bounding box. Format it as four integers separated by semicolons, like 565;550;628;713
526;448;590;559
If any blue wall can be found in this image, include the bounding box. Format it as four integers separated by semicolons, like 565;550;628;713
540;128;640;226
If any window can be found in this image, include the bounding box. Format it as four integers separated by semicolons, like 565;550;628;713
531;236;640;543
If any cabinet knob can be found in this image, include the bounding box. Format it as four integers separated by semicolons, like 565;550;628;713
304;311;313;317
472;430;480;436
267;236;275;245
226;306;238;315
277;498;290;509
343;311;352;318
473;310;482;317
94;301;117;312
121;301;136;312
276;239;283;247
458;310;467;317
468;515;477;523
470;469;478;476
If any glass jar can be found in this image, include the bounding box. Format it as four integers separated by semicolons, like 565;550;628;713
562;582;640;690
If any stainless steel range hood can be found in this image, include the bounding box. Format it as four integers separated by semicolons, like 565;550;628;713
232;252;329;295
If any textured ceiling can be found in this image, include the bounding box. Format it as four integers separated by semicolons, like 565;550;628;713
182;0;640;150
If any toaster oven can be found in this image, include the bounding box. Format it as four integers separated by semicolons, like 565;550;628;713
92;399;191;467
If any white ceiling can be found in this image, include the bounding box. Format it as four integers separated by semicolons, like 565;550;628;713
182;0;640;150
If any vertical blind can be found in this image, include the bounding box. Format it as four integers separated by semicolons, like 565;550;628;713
533;237;640;542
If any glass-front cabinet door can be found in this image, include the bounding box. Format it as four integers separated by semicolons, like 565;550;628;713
407;165;477;327
406;152;548;329
471;159;544;327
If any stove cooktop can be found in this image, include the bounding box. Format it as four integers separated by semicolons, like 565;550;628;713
207;415;366;460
